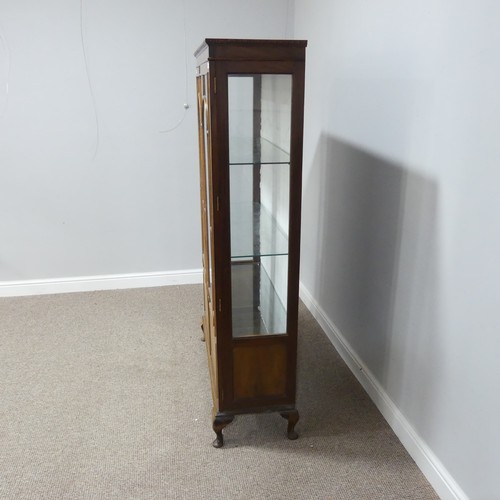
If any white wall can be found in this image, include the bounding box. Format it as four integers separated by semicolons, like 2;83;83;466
295;1;500;498
0;0;293;284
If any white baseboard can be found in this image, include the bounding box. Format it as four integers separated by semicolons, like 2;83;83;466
0;269;203;297
299;282;468;500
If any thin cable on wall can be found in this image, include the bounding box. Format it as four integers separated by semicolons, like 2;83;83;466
0;27;11;120
159;0;190;134
80;0;100;159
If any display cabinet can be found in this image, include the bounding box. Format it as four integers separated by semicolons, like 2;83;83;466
195;39;307;447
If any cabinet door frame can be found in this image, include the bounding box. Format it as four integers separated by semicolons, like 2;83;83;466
211;59;306;411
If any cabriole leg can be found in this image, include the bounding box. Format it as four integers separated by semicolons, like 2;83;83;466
280;409;299;440
200;318;205;342
212;413;234;448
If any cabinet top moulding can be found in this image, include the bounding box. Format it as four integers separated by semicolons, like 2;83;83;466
194;38;307;66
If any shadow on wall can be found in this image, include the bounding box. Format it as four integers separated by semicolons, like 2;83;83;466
302;133;443;435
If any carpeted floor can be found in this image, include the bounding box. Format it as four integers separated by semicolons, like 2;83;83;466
0;285;438;499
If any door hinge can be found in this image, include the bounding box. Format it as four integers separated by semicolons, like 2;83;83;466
216;196;220;211
213;77;216;94
218;298;222;312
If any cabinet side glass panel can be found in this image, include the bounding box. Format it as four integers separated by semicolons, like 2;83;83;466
228;74;292;338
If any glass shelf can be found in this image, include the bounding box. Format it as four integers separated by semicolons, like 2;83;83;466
231;261;287;337
230;202;288;259
229;137;290;165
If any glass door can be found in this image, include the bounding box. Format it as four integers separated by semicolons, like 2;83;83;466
228;74;292;338
197;72;216;354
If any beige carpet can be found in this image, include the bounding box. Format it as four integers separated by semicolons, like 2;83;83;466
0;285;438;499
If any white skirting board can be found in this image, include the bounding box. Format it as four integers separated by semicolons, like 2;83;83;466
0;269;203;297
299;282;468;500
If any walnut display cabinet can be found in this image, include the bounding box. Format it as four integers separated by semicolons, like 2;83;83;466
195;39;307;448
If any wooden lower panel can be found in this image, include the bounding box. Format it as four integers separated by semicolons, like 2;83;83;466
233;343;287;400
203;307;219;410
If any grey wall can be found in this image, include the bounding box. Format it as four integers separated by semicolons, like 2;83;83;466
295;1;500;498
0;0;293;281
